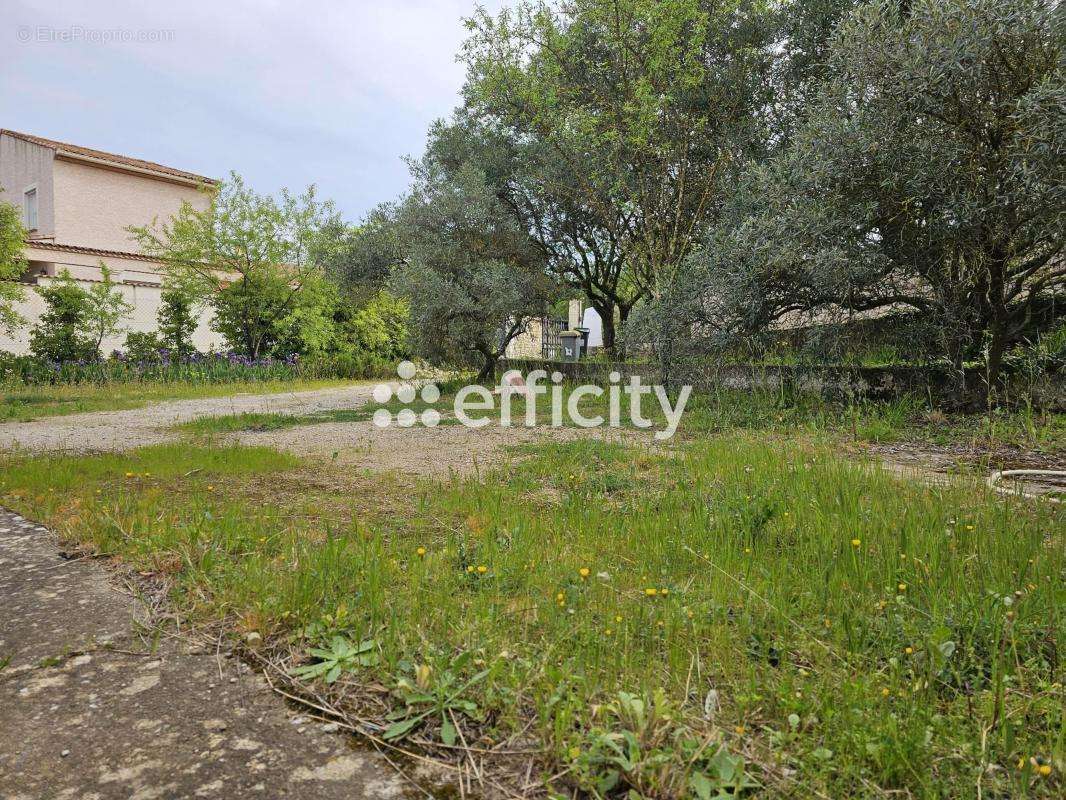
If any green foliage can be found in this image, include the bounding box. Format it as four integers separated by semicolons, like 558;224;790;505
28;271;98;363
83;264;133;355
339;290;409;363
130;173;342;358
0;197;27;335
652;0;1065;386
463;0;773;300
3;432;1062;798
291;636;379;684
388;155;555;380
123;330;164;364
157;282;200;358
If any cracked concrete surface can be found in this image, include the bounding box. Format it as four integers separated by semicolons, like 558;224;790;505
0;508;437;799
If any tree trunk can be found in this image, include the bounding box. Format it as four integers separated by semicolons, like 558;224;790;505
476;350;496;384
592;301;617;355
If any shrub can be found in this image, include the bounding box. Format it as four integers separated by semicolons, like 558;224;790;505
28;273;98;364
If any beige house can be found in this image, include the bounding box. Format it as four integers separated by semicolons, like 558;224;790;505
0;129;225;355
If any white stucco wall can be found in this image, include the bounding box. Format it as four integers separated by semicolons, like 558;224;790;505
0;134;55;238
0;249;223;356
52;158;210;252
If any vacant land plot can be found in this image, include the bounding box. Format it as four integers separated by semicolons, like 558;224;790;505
1;386;1061;798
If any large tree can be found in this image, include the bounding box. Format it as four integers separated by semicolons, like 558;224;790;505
131;173;341;359
422;114;640;352
462;0;773;304
661;0;1065;387
389;152;556;381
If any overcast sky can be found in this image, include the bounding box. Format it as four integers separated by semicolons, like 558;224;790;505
2;0;505;221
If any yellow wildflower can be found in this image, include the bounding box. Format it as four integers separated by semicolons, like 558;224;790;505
477;565;487;574
1038;764;1052;777
644;588;658;597
851;538;861;547
416;547;426;557
578;567;590;578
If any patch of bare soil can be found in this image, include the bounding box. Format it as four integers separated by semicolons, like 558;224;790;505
854;438;1065;475
0;383;379;454
233;418;644;477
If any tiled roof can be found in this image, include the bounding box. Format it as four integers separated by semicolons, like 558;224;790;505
24;240;160;263
1;129;218;185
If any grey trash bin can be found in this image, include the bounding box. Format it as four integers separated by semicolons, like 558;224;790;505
559;330;584;361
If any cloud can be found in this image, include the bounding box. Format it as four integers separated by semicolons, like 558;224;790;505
2;0;506;219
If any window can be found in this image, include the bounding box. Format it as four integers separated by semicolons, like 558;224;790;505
24;187;38;230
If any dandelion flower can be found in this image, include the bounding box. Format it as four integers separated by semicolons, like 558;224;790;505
416;547;426;557
605;628;613;636
851;538;861;547
477;565;487;574
1038;764;1052;777
734;725;745;735
614;615;623;623
578;567;590;578
660;588;669;596
898;583;907;592
207;485;215;492
881;687;890;697
467;565;475;573
644;588;658;597
124;472;134;478
556;592;564;602
905;646;914;655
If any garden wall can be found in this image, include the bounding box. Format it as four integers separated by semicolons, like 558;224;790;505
497;358;1066;411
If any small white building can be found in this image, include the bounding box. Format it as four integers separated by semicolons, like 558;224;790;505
0;129;225;355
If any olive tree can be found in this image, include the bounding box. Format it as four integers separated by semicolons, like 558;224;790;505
656;0;1065;386
389;154;555;381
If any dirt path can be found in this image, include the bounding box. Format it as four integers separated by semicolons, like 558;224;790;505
0;384;379;453
0;507;446;799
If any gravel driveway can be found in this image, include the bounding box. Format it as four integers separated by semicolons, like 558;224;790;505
0;384;379;453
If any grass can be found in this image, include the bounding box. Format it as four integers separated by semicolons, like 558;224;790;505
1;429;1061;798
0;378;368;422
172;382;1066;460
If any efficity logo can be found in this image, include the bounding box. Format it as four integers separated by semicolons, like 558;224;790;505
371;363;691;440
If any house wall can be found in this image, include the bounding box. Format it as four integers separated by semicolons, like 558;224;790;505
0;133;55;238
52;158;209;252
0;247;224;356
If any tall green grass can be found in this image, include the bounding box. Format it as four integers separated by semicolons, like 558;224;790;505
1;435;1061;797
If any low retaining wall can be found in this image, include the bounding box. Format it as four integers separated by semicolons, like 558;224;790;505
497;358;1066;410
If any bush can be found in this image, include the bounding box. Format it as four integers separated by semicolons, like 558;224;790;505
339;290;409;364
28;275;98;364
123;331;164;365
